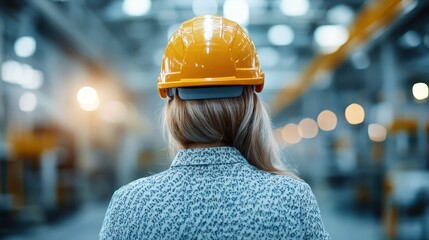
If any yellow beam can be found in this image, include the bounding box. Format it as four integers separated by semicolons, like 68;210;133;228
270;0;413;115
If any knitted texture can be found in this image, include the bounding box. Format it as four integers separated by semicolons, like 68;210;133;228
100;147;330;239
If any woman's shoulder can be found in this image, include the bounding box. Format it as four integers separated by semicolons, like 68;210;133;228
111;171;168;200
247;164;307;186
274;173;311;193
248;166;314;197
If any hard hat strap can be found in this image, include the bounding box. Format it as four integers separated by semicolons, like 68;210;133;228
167;86;245;101
167;88;178;100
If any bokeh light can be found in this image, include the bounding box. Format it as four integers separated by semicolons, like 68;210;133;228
14;36;36;58
314;25;349;53
77;86;100;111
258;47;280;67
317;110;337;131
19;92;37;112
399;30;421;48
327;4;355;25
345;103;365;125
1;60;44;89
412;82;428;100
368;123;387;142
282;123;302;144
280;0;309;16
223;0;249;26
122;0;151;16
268;25;294;46
100;101;127;123
351;51;370;69
298;118;319;139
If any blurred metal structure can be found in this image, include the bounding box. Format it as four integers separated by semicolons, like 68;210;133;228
270;0;419;114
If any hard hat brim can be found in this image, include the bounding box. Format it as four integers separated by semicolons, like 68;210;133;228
158;77;264;98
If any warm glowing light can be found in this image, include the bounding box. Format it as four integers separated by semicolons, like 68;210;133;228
314;25;348;53
192;0;218;16
412;82;428;100
77;86;100;111
223;0;249;26
268;25;294;46
14;36;36;58
282;123;302;144
19;92;37;112
298;118;318;139
345;103;365;125
280;0;309;16
122;0;151;16
317;110;337;131
100;101;127;123
368;123;387;142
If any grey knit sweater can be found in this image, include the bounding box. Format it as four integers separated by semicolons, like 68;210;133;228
100;147;330;239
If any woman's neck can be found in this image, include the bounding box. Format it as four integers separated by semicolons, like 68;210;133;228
184;142;227;149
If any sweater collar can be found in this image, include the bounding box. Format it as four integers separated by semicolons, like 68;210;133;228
171;146;247;167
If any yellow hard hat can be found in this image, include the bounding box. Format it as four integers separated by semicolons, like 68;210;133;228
157;16;264;99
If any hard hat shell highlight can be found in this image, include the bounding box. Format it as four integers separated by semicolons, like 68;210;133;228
157;16;264;98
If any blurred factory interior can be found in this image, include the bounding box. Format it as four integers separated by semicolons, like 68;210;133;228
0;0;429;239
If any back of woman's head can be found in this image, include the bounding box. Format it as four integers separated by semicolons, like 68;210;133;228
163;86;296;176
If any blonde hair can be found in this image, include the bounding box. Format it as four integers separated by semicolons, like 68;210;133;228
163;87;296;176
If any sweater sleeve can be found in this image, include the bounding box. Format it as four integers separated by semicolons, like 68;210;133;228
299;182;331;240
99;190;124;240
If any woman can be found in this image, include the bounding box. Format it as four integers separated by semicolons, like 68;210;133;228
100;16;330;239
